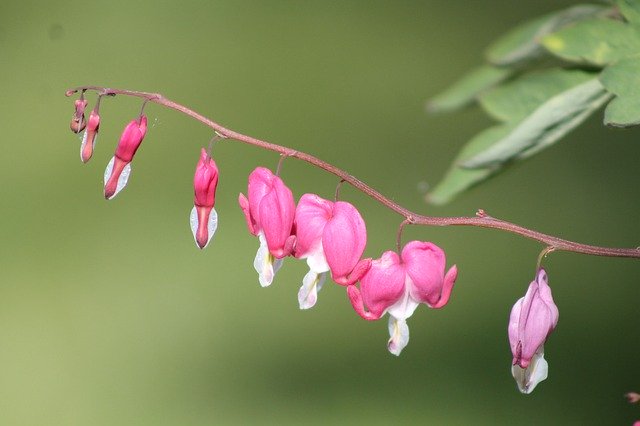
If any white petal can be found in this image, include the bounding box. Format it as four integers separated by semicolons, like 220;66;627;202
298;270;327;310
190;206;219;249
386;281;419;321
253;232;283;287
103;156;131;200
306;245;329;274
387;315;410;356
80;130;89;161
511;346;549;394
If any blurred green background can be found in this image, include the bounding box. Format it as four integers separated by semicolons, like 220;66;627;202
1;0;639;424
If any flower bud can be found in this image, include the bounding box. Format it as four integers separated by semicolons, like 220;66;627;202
508;268;559;394
80;110;100;163
103;115;148;200
190;148;219;249
70;98;88;133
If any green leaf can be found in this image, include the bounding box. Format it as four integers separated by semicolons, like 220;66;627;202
618;0;640;23
427;126;510;205
427;65;511;113
478;69;593;122
600;56;640;126
463;78;611;168
542;18;640;66
486;5;607;66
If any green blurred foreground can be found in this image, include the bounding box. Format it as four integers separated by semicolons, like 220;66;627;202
0;1;639;424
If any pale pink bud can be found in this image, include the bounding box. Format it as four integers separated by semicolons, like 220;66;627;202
322;201;370;286
508;268;559;394
190;148;219;249
80;110;100;163
626;392;640;404
70;98;88;133
238;167;296;287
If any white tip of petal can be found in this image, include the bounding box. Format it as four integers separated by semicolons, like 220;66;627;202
306;247;330;274
80;130;88;160
511;347;549;394
253;233;283;287
298;271;327;310
80;130;97;159
103;157;131;200
387;316;410;356
190;206;218;249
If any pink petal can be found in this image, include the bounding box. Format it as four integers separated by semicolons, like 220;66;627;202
238;193;257;235
323;201;367;285
402;241;447;307
359;251;406;319
258;176;295;258
246;167;276;232
193;148;219;208
294;194;333;258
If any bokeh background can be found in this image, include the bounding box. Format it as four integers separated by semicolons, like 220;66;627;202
1;0;639;424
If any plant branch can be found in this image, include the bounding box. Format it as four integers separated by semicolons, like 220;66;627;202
66;86;640;259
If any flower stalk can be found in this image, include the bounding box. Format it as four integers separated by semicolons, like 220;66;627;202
65;86;640;260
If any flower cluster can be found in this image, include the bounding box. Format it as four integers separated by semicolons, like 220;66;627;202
68;92;568;394
69;95;148;199
235;167;458;355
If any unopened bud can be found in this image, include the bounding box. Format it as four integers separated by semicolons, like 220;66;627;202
80;110;100;163
70;99;88;133
103;115;148;200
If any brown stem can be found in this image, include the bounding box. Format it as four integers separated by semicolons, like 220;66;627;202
66;86;640;259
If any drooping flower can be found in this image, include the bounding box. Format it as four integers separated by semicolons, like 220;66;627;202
348;241;457;355
70;98;88;133
103;115;148;200
508;268;559;394
238;167;296;287
80;109;100;163
190;148;219;249
294;194;371;309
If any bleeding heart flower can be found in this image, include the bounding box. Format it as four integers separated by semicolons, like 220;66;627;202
294;194;371;309
508;268;559;394
190;148;219;249
347;241;457;355
239;167;295;287
103;115;148;200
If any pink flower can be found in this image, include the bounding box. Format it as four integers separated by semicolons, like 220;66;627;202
103;115;148;200
80;109;100;163
626;392;640;404
238;167;295;287
508;268;559;394
190;148;219;249
348;241;457;355
70;98;88;133
294;194;371;309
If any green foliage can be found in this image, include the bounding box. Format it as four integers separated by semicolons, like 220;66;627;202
427;66;512;113
486;5;607;66
600;56;640;127
542;19;640;66
618;0;640;23
427;1;640;204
